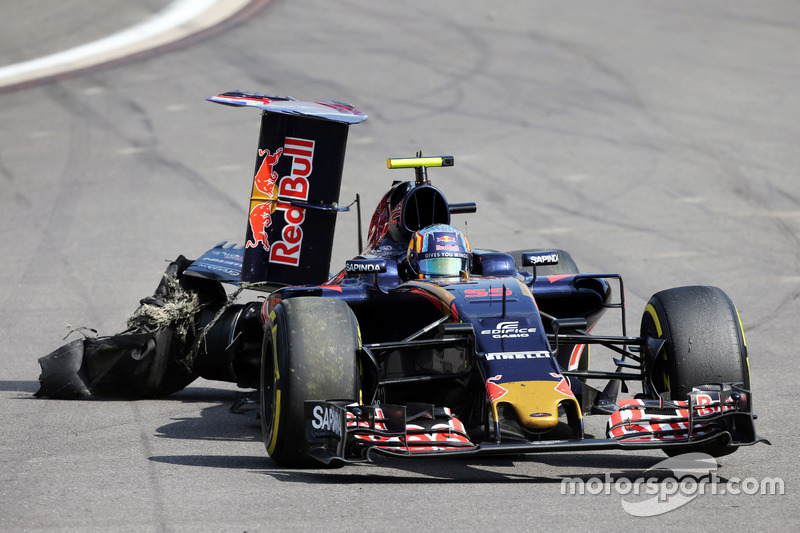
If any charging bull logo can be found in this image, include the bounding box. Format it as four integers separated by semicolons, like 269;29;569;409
253;147;283;197
247;202;274;249
246;147;282;251
486;375;509;402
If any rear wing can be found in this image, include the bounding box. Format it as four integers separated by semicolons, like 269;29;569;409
206;91;367;286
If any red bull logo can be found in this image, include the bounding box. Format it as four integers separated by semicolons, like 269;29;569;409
246;138;314;259
486;375;508;402
253;147;283;197
247;202;274;249
247;147;282;251
390;201;403;227
551;372;575;397
437;235;456;243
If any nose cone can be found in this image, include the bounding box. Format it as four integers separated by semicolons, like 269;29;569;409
494;380;581;430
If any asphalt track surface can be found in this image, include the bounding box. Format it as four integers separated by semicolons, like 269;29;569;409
1;1;799;531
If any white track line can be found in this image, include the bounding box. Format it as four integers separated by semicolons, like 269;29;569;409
0;0;251;89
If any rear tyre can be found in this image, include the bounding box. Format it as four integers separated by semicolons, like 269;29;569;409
641;286;750;457
260;297;360;467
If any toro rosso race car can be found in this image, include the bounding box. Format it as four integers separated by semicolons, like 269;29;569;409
36;92;768;467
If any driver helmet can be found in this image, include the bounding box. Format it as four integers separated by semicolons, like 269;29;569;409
407;224;471;279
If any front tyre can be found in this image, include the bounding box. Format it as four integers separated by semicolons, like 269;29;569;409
641;286;750;457
260;297;360;467
641;286;749;399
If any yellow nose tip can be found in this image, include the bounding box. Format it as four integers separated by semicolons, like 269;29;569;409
494;380;581;430
522;410;559;430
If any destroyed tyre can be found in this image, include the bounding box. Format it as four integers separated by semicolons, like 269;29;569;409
260;297;360;467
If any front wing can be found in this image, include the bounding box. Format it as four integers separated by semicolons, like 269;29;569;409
302;384;767;466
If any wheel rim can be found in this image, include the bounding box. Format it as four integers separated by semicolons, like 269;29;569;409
261;326;280;456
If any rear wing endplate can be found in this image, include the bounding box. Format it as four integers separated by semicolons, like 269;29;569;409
207;91;367;286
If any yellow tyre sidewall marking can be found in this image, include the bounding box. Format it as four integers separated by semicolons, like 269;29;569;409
735;306;751;380
644;303;670;391
644;304;662;337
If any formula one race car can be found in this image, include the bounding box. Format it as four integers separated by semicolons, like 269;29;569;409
36;92;768;467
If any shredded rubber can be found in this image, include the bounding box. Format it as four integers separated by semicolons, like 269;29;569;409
178;281;271;372
62;324;98;340
126;276;200;342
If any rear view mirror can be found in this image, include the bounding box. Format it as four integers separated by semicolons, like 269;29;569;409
521;251;559;267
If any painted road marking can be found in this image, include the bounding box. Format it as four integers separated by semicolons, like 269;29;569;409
0;0;252;90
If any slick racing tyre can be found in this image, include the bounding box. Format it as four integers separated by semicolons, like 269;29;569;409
507;248;579;277
261;297;360;467
641;285;750;399
641;286;750;457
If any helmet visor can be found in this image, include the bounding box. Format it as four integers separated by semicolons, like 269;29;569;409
418;256;467;277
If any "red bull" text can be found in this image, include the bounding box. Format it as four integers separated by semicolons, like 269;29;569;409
269;137;315;266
